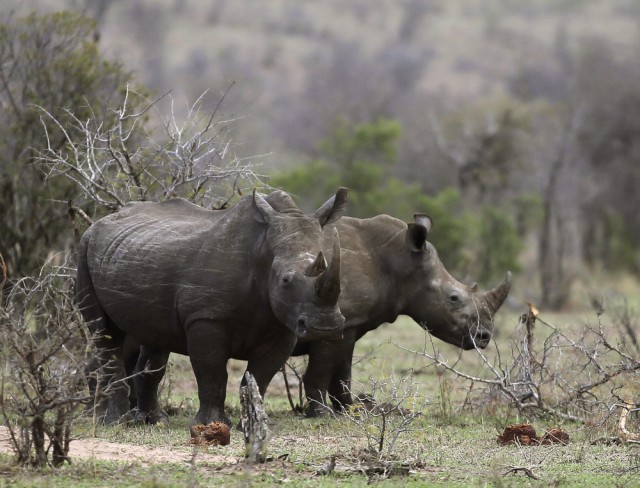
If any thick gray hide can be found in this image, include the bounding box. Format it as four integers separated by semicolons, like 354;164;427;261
76;190;346;426
291;213;512;416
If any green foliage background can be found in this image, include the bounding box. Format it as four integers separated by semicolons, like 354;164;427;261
0;11;142;278
271;118;522;284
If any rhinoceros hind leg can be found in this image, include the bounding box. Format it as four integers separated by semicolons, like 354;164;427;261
88;320;131;425
133;346;171;425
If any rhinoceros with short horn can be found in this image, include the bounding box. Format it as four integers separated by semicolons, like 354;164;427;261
76;189;347;426
290;211;512;416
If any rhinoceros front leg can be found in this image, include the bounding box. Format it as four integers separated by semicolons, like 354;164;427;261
303;329;357;417
187;319;231;426
133;346;170;425
326;341;356;413
245;332;298;397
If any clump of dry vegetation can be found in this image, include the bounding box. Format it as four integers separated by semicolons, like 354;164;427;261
402;301;640;443
0;255;92;467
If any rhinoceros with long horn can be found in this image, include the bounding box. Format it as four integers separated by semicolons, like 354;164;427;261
289;210;512;416
76;189;347;427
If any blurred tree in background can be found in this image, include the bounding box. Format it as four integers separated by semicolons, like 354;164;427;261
0;11;138;279
3;1;640;310
271;118;522;283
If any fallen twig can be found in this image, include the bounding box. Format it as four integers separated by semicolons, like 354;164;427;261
503;465;540;480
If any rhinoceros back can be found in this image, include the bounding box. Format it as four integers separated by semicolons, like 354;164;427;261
78;198;256;350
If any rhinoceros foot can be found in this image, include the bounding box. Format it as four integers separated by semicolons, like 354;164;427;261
304;400;334;418
134;408;169;426
103;407;134;425
99;389;134;425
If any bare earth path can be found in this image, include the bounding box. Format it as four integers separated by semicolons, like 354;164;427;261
0;427;239;465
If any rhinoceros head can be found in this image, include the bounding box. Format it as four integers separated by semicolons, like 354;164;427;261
252;189;348;340
402;214;512;350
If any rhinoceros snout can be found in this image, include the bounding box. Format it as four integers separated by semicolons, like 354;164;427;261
475;330;492;348
462;329;492;350
295;317;308;338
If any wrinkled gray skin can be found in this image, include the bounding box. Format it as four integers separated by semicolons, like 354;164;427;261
289;212;512;416
76;189;347;426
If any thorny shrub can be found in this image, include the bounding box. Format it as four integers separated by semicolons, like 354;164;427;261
335;371;430;460
36;84;267;215
402;303;640;437
0;255;93;467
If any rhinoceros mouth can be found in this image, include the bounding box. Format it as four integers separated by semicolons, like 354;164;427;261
295;318;308;338
461;335;491;350
294;313;345;341
460;323;492;349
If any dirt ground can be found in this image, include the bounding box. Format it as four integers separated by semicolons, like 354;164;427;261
0;427;238;466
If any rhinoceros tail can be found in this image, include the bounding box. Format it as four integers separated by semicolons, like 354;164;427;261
75;230;110;334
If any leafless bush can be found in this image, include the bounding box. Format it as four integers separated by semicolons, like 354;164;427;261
335;371;429;460
36;84;267;213
0;255;93;467
280;351;378;416
402;304;640;431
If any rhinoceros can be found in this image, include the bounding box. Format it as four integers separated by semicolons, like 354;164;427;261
76;189;347;426
289;211;512;416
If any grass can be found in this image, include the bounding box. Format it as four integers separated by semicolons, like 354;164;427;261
2;411;638;486
1;298;639;486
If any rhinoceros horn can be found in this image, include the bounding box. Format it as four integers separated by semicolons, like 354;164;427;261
305;251;327;277
482;271;512;314
315;229;341;304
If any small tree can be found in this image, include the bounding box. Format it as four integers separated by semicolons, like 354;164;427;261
342;373;428;458
0;10;140;279
473;205;523;284
271;118;470;271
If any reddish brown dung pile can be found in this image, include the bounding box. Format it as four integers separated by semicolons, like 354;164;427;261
497;423;569;446
189;422;231;446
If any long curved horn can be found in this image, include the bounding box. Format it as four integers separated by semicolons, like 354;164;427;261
315;229;341;303
482;271;512;314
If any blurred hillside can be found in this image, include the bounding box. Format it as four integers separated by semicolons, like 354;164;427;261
4;0;640;308
12;0;637;164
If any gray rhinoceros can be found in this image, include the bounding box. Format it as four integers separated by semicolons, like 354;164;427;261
290;211;512;416
76;189;347;426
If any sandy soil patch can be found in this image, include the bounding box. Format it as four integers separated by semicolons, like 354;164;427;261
0;427;239;465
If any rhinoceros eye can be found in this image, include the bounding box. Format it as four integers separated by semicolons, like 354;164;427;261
281;272;294;288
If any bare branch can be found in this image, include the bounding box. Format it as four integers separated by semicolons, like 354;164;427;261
35;86;267;213
401;303;639;424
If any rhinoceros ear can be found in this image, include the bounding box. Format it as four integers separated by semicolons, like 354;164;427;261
252;189;277;224
313;187;348;227
413;213;433;233
406;223;428;252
